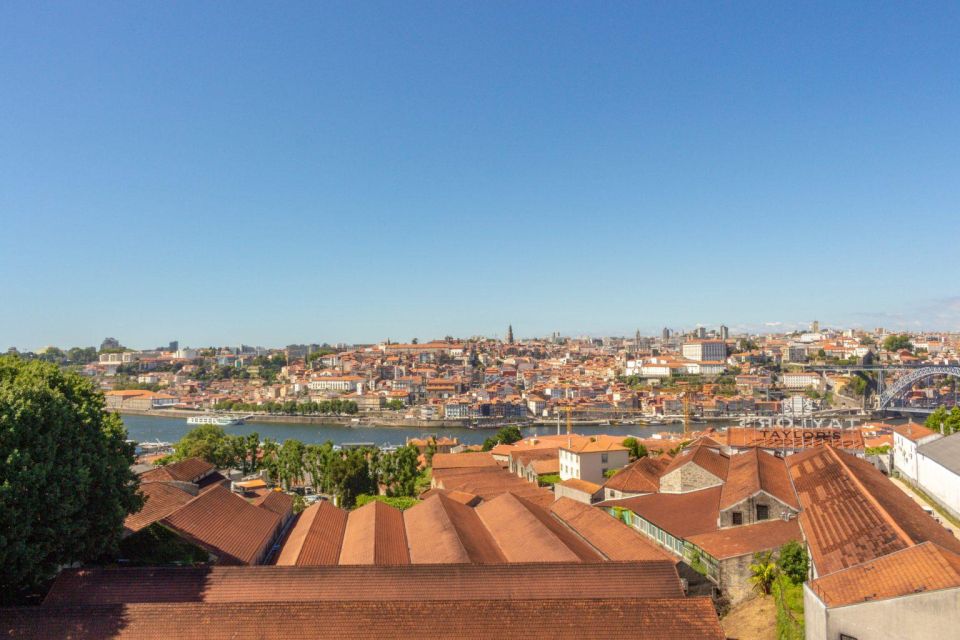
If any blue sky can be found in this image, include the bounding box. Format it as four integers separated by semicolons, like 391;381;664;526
2;2;959;349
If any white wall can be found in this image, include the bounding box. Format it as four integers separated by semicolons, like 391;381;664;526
916;454;960;520
805;583;960;640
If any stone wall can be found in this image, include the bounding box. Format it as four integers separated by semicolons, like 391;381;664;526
718;491;796;528
660;463;723;493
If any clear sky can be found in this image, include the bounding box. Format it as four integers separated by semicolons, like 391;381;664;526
2;2;959;350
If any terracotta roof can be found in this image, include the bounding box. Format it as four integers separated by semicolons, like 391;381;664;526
891;422;938;443
720;448;799;510
557;478;602;495
788;447;908;575
725;427;864;451
140;457;216;484
42;563;692;606
339;500;410;565
276;501;347;566
432;466;555;507
662;444;729;481
254;491;294;517
475;493;603;563
404;493;506;564
549;498;676;563
431;452;500;470
599;487;722;539
160;485;281;565
125;482;194;534
808;542;960;607
603;457;669;494
11;598;725;639
686;518;802;560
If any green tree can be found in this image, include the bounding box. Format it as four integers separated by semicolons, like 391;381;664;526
623;437;648;461
0;356;142;603
481;425;523;451
926;406;960;435
424;437;438;466
385;399;405;411
378;445;420;497
329;448;378;508
170;424;240;468
882;334;913;353
777;541;809;584
749;551;780;595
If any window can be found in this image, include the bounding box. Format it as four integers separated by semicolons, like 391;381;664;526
732;511;743;525
601;453;609;463
757;504;769;520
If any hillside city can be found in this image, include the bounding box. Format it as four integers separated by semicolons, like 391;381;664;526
4;323;960;639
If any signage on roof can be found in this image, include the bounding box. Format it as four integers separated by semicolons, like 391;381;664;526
737;416;860;429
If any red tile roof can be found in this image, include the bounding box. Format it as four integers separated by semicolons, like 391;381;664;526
160;485;281;565
404;493;506;564
787;446;960;575
662;443;729;481
276;501;347;566
720;448;799;510
808;542;960;607
549;498;676;563
11;598;724;639
339;500;410;565
125;482;194;534
140;457;216;484
686;518;803;560
891;422;938;443
599;487;722;539
602;457;669;494
42;563;692;606
431;452;500;470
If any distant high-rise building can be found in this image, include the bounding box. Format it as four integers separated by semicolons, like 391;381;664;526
169;340;179;352
719;325;729;340
696;326;707;339
507;324;514;344
811;320;820;332
662;327;670;341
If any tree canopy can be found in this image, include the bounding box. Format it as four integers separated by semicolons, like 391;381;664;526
882;334;913;352
926;406;960;435
481;425;523;451
0;356;142;603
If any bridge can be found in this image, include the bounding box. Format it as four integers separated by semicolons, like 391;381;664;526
877;365;960;410
801;364;959;414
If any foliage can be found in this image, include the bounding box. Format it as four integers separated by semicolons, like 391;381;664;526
118;523;209;565
354;494;420;510
481;425;523;451
538;473;561;486
170;425;261;472
749;551;780;595
926;406;960;435
688;547;707;576
414;467;432;495
328;447;379;508
214;399;358;415
865;444;891;456
424;437;438;466
847;375;869;397
291;494;307;514
385;399;405;411
776;541;809;584
623;437;648;461
603;468;620;478
882;334;913;353
377;445;420;497
0;356;142;603
773;575;805;640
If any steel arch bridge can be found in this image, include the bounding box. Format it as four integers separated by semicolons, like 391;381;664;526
878;366;960;409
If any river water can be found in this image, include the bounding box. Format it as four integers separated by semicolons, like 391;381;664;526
121;413;689;447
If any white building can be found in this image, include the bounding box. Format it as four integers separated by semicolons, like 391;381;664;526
559;440;629;485
892;422;941;484
307;376;365;392
682;340;726;362
781;371;823;391
914;432;960;521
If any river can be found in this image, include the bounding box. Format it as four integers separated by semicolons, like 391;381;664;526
121;412;690;447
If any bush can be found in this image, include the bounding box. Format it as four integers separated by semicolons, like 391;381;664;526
354;494;420;510
773;575;804;640
777;541;809;584
538;473;561;486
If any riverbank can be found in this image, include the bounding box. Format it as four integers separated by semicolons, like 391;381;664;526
116;408;528;430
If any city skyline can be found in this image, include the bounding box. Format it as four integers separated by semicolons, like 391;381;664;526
3;3;960;349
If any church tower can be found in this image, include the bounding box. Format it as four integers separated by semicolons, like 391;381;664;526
507;324;514;344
